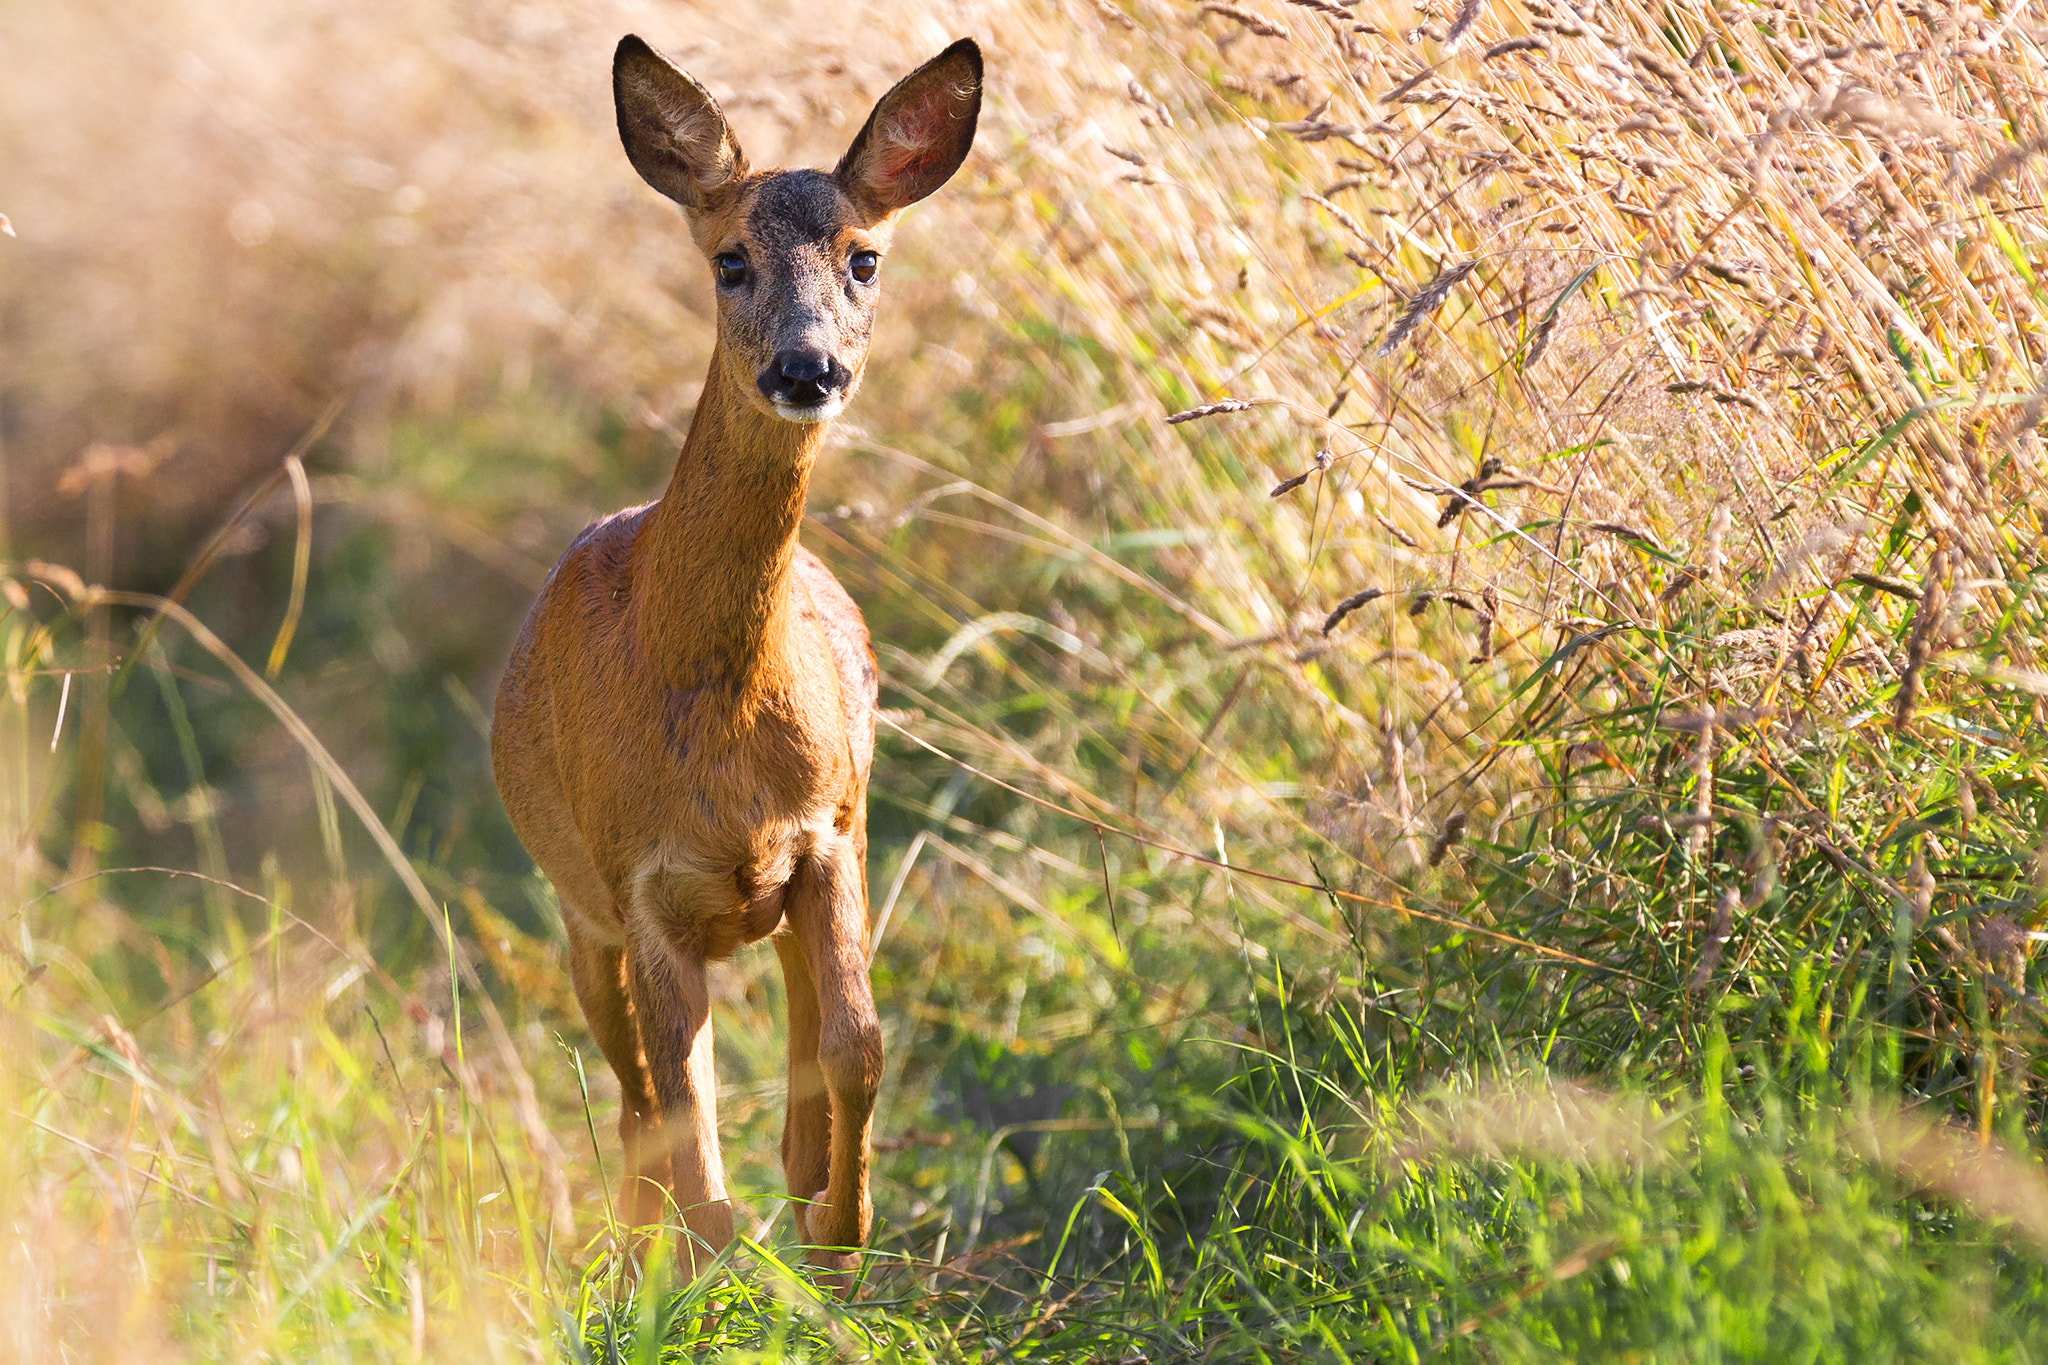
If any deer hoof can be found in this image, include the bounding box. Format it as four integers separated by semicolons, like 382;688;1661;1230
808;1247;859;1299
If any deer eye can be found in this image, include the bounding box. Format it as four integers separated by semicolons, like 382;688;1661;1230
850;250;880;284
714;252;748;288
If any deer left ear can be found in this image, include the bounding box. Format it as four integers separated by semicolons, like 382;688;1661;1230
614;35;749;216
836;39;982;224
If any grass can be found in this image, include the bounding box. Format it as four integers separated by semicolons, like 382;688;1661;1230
6;0;2048;1357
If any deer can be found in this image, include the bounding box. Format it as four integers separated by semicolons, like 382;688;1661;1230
490;34;982;1283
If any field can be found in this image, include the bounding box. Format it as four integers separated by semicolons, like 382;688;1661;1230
6;0;2048;1357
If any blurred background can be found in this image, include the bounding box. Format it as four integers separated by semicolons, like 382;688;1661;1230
9;0;2048;1356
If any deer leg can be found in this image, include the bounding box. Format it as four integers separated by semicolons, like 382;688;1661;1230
626;926;733;1278
786;847;882;1272
569;933;668;1243
774;931;830;1242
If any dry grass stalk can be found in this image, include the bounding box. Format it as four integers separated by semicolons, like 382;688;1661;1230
1271;448;1333;497
1686;887;1739;991
1687;709;1714;862
1431;456;1504;527
1442;0;1484;50
1471;584;1499;662
1378;260;1475;356
1302;191;1369;240
1323;587;1386;634
1894;543;1950;731
1755;518;1868;604
1200;3;1290;37
1273;115;1373;146
1375;514;1420;550
1126;77;1175;126
1383;707;1424;868
1851;572;1920;602
1703;505;1732;584
1427;811;1468;867
1909;842;1935;928
1522;301;1560;369
1166;398;1258;424
1379;66;1440;104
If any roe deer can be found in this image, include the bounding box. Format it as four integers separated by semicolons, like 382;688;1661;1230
491;33;982;1281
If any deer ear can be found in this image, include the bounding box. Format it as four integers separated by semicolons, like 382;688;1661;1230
835;39;982;224
614;35;748;214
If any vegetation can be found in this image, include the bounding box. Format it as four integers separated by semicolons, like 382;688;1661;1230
6;0;2048;1358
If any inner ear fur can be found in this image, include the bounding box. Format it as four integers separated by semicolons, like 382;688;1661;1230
835;39;983;224
614;35;749;214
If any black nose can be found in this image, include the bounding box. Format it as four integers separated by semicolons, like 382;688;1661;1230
758;348;848;408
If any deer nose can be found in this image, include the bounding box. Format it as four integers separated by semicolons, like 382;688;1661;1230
759;348;847;409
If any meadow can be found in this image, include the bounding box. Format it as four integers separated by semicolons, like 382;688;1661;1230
5;0;2048;1358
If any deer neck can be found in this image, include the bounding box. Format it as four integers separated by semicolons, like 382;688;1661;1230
632;349;826;704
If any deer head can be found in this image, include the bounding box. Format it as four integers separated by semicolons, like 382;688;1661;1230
614;35;983;424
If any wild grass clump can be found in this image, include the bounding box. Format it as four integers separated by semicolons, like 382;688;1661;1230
6;0;2048;1356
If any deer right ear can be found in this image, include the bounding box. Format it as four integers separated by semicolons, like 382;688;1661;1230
613;35;748;215
836;39;983;224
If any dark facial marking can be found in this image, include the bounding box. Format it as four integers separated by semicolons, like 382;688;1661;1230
733;170;869;411
744;170;850;252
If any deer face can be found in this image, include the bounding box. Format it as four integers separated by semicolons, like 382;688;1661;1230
614;36;982;425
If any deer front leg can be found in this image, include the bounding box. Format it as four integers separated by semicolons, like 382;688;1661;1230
784;844;883;1274
626;923;733;1278
568;933;669;1245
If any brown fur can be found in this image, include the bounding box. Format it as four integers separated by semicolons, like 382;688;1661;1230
491;34;980;1283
